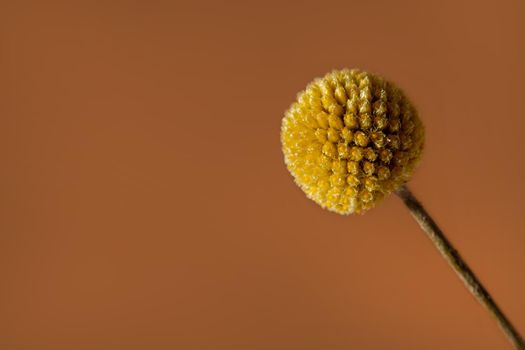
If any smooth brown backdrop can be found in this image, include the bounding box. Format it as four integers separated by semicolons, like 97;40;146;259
2;1;525;349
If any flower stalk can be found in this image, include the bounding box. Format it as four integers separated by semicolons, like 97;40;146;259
397;185;525;350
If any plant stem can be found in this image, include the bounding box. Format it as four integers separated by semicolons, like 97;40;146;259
396;185;524;350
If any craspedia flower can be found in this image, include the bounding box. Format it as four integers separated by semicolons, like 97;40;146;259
280;70;525;349
281;69;424;214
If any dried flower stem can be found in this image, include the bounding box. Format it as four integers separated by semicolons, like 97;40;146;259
396;185;524;350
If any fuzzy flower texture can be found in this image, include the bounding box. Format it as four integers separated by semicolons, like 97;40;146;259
281;69;424;214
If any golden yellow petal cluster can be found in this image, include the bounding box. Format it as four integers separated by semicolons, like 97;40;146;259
281;69;424;214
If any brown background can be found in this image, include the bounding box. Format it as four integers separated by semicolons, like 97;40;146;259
2;0;525;349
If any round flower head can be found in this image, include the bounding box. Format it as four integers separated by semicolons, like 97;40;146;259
281;69;424;214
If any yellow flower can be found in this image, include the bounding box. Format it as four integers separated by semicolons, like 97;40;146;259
281;69;424;214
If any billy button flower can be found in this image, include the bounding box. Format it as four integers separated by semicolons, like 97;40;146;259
281;69;424;214
281;69;524;350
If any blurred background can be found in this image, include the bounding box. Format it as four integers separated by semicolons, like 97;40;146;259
2;0;525;349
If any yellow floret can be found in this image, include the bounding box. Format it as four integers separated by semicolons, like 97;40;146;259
281;69;424;214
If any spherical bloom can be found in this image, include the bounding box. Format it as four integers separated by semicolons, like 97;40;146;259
281;69;424;214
